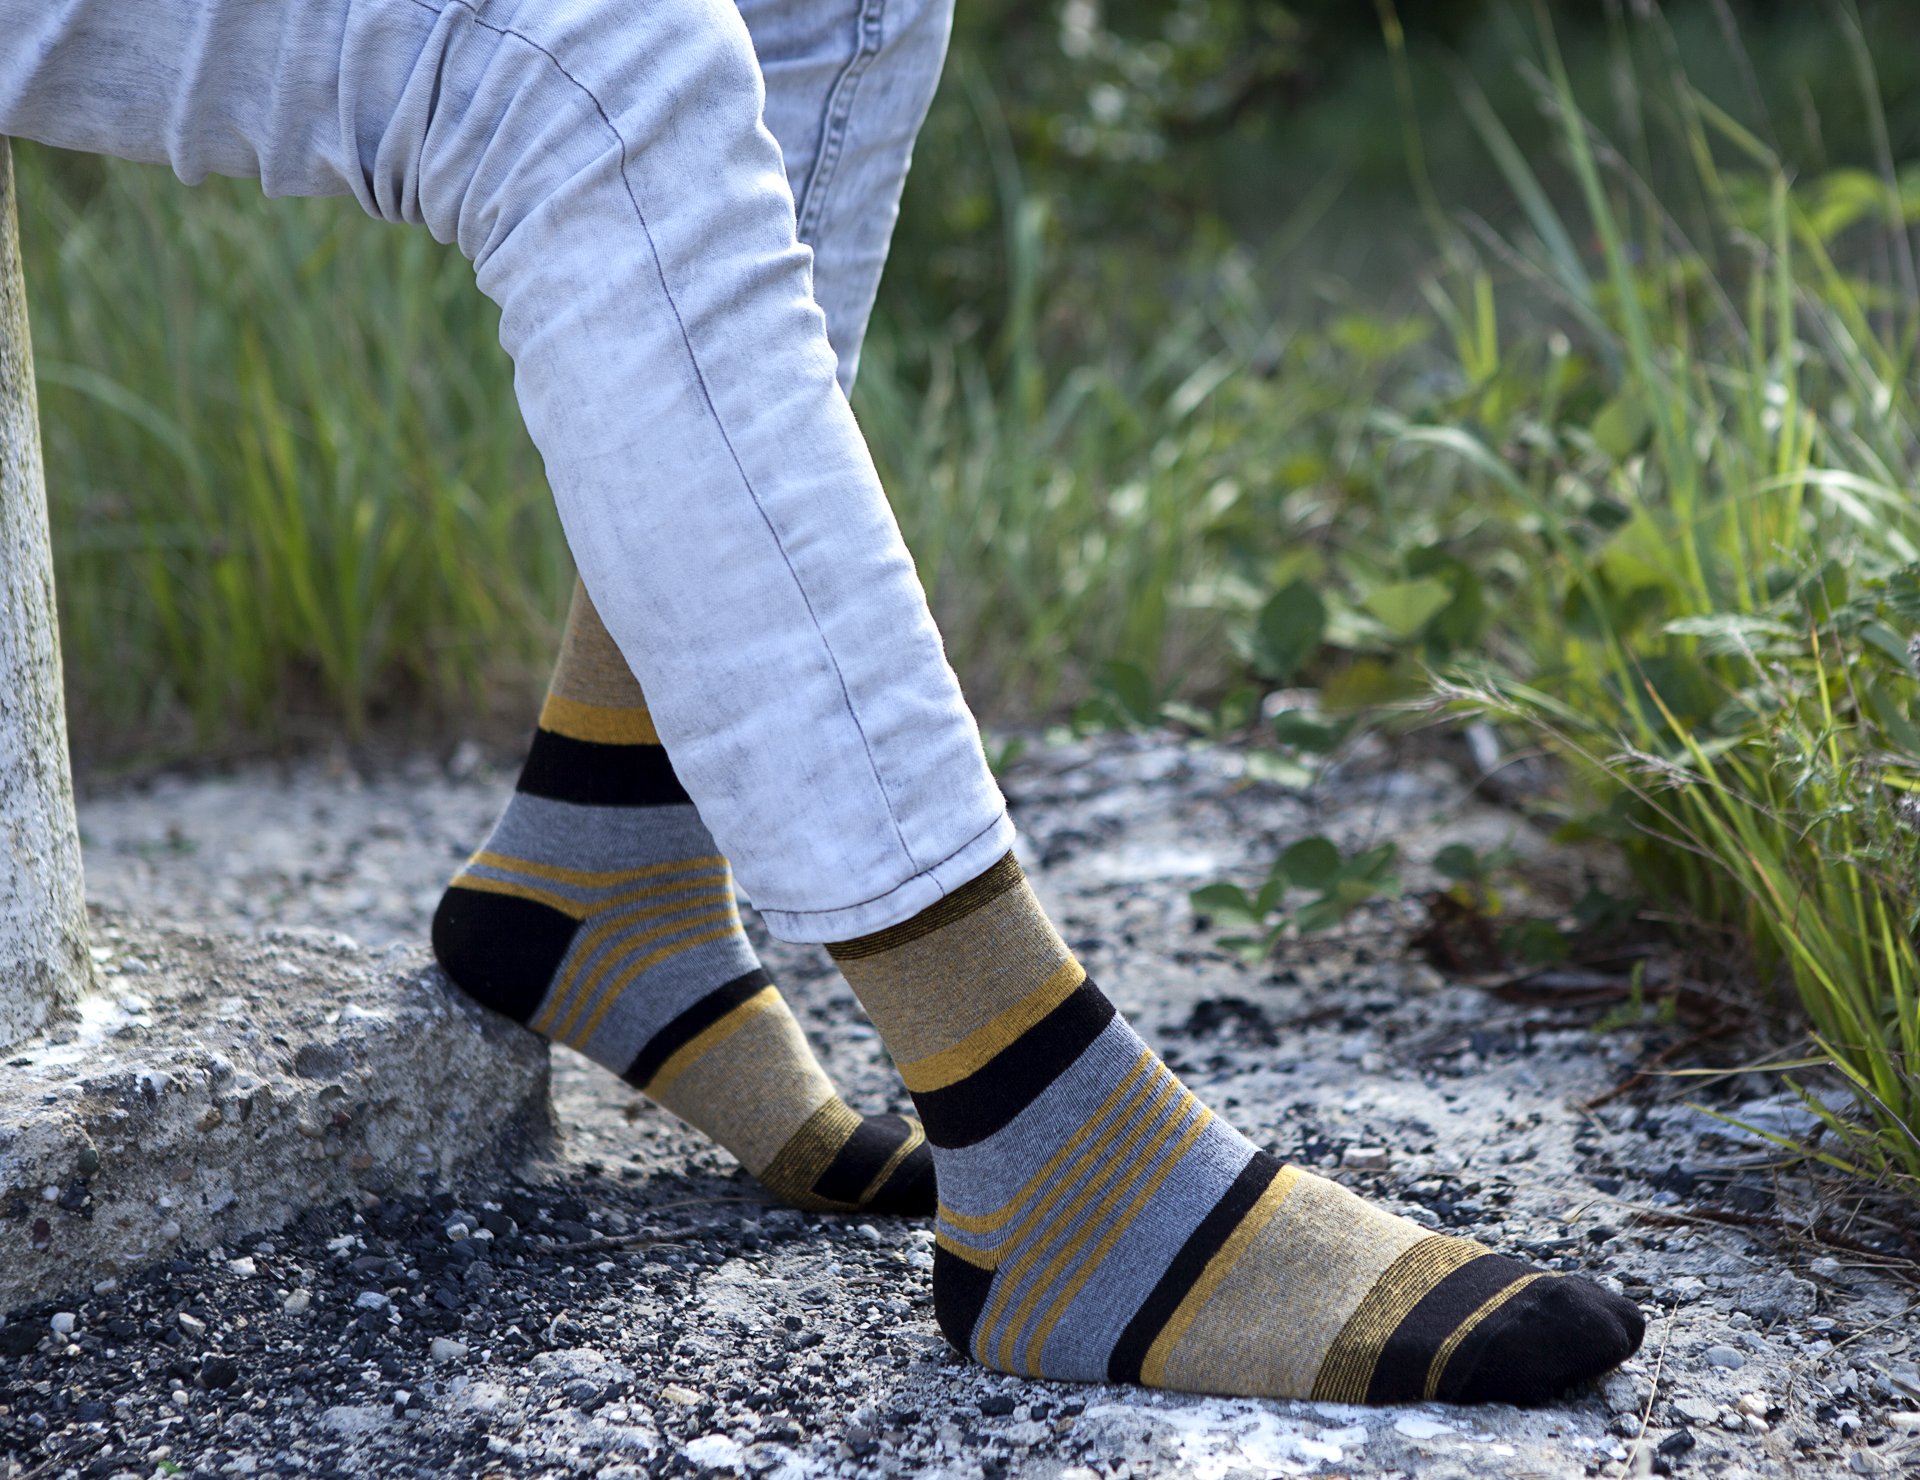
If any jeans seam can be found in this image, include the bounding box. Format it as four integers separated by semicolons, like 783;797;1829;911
401;0;921;876
764;810;1009;917
792;0;887;245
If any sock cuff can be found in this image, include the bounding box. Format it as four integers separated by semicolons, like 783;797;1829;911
826;851;1025;961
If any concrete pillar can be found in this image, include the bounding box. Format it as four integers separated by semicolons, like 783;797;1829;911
0;138;92;1049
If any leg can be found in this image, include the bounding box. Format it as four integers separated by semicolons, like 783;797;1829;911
1;0;1012;944
743;0;952;391
434;580;932;1212
430;0;953;1202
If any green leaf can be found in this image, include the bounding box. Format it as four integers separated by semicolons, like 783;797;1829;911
1342;842;1401;887
1189;883;1261;929
1433;843;1484;883
1500;918;1571;965
1590;394;1650;459
1360;577;1454;641
1243;749;1315;788
1277;836;1342;891
1251;580;1326;683
1270;708;1347;753
1095;659;1161;727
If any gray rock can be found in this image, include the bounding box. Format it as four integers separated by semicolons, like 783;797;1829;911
0;917;553;1311
1705;1345;1747;1370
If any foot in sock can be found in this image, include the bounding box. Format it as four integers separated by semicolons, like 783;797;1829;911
433;582;932;1216
828;856;1646;1404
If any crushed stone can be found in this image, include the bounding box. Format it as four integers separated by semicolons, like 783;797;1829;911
0;730;1913;1477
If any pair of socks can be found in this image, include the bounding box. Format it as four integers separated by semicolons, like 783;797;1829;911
435;586;1643;1404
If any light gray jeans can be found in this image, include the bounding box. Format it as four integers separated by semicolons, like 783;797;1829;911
0;0;1014;941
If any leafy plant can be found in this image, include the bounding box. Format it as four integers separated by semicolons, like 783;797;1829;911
1191;834;1400;960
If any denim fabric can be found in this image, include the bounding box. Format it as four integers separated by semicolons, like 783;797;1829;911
745;0;951;392
0;0;1013;940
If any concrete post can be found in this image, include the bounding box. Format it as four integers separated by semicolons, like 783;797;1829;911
0;138;92;1048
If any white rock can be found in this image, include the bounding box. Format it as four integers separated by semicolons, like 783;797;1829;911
227;1257;257;1277
282;1289;311;1315
354;1290;390;1310
1888;1413;1920;1432
1737;1393;1768;1417
175;1312;207;1338
49;1312;76;1336
431;1337;468;1363
660;1385;702;1406
1342;1146;1391;1172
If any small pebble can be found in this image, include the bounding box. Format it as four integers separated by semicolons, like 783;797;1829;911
48;1312;76;1336
228;1256;257;1277
661;1385;701;1406
354;1290;390;1311
1737;1394;1768;1417
430;1337;468;1363
1704;1344;1746;1370
282;1289;311;1315
176;1312;207;1339
1342;1146;1391;1172
1888;1413;1920;1433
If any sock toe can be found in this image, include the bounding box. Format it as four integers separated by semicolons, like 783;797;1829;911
1438;1274;1646;1406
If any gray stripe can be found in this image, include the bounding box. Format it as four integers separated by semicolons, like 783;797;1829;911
1031;1121;1254;1382
485;793;724;875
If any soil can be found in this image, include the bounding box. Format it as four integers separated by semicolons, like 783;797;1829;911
2;730;1916;1479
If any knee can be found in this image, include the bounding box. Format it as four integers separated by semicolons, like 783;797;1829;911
398;0;770;265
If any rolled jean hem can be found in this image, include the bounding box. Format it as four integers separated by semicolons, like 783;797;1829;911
757;809;1018;944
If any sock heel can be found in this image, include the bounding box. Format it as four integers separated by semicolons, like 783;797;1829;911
431;882;577;1025
932;1243;997;1359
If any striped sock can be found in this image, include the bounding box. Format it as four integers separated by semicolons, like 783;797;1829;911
828;854;1645;1403
433;582;932;1215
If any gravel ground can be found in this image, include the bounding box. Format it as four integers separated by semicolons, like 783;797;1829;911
2;731;1916;1479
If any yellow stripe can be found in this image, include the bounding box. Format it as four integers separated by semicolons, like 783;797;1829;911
756;1097;862;1202
469;850;723;891
538;691;661;746
538;904;738;1039
1311;1237;1486;1403
1021;1103;1215;1376
565;918;744;1046
857;1119;928;1206
448;871;591;920
936;1231;998;1270
988;1079;1190;1371
938;1051;1157;1237
533;884;738;1037
1140;1164;1302;1387
1423;1272;1547;1400
898;958;1086;1093
642;986;782;1098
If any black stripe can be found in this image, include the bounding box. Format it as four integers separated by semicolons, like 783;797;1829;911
517;727;691;808
910;978;1117;1149
1106;1151;1285;1383
1364;1252;1534;1404
866;1139;936;1216
621;968;772;1090
811;1114;913;1205
932;1246;996;1359
432;885;579;1025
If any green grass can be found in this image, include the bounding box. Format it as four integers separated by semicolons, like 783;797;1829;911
18;153;571;750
